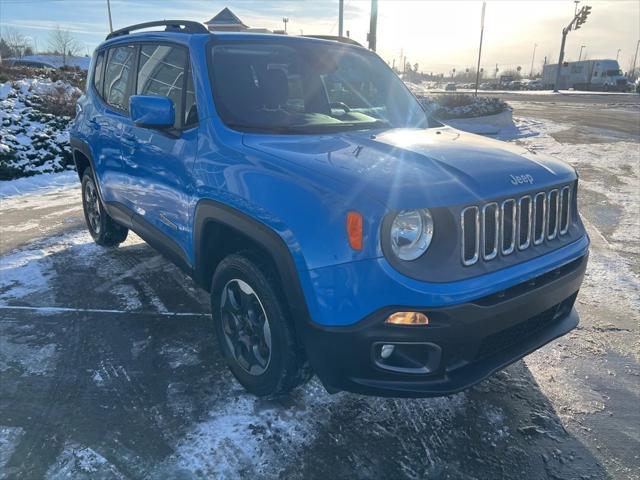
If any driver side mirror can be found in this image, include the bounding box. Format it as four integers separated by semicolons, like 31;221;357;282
129;95;175;128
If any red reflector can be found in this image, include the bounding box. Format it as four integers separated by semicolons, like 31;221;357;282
346;211;363;251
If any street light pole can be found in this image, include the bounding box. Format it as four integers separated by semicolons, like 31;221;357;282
579;45;586;61
368;0;378;51
616;48;621;61
530;43;537;78
106;0;113;33
338;0;344;37
474;1;486;97
554;5;592;92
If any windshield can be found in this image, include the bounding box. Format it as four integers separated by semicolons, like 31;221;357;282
209;41;428;134
606;69;623;77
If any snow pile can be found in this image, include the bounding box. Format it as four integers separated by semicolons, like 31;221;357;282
0;170;77;199
417;93;510;120
0;78;80;180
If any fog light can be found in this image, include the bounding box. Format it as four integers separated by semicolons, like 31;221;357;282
385;311;429;326
380;344;395;359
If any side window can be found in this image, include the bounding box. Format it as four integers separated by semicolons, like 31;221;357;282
104;45;135;111
92;50;105;95
137;44;187;128
184;67;198;127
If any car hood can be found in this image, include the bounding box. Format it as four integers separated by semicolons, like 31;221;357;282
243;127;577;209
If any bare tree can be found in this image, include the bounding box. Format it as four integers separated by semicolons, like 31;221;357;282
48;26;81;66
2;28;32;58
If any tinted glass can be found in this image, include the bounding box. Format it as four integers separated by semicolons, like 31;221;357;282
210;42;428;134
104;45;135;111
184;67;198;127
92;51;105;95
137;44;187;127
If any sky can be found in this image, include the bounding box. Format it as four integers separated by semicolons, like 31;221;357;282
1;0;638;75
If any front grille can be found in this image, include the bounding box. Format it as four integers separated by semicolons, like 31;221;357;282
461;185;572;266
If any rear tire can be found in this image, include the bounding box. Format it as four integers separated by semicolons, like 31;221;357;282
211;253;312;396
81;170;128;247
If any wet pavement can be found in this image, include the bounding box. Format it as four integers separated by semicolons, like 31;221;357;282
0;100;638;479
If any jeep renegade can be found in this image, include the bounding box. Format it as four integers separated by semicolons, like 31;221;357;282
70;21;589;397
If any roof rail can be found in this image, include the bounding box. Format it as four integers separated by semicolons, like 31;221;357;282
303;35;363;47
106;20;208;40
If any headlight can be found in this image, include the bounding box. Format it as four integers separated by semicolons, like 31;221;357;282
390;209;434;261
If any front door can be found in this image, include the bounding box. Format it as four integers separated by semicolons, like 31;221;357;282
120;43;199;261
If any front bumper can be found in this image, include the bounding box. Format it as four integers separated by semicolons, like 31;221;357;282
301;253;587;397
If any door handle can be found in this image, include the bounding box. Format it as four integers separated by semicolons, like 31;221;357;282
121;132;137;148
88;119;100;131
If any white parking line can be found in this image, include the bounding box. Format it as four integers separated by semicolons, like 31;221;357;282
0;305;209;317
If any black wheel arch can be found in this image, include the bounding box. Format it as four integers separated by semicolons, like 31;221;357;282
70;137;95;181
193;199;313;331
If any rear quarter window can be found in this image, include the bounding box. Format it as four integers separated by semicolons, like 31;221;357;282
92;50;105;95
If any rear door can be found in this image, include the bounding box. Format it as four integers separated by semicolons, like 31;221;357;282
120;42;198;260
94;44;136;206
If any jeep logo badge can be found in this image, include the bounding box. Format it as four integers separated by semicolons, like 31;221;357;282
510;174;534;185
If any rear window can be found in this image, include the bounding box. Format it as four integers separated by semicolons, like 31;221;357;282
104;45;135;112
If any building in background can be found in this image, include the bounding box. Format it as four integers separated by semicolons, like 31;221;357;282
204;7;271;33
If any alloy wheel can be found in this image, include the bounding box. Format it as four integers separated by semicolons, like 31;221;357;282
84;179;101;235
220;279;272;375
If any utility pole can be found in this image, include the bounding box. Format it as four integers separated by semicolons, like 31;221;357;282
368;0;378;51
338;0;344;37
574;0;580;15
554;5;592;92
474;1;486;97
282;18;289;33
579;45;586;61
530;43;538;78
106;0;113;33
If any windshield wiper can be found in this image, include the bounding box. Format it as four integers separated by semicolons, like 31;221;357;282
286;120;392;133
226;123;294;134
226;120;392;135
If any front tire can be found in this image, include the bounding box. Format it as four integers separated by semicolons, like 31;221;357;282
211;253;312;396
81;170;128;246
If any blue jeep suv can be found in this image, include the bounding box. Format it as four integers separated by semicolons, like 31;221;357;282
70;21;589;397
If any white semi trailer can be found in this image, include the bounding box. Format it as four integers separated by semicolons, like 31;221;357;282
542;59;628;91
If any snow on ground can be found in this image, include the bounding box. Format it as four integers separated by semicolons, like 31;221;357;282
0;426;25;472
507;117;640;312
0;170;77;199
0;78;79;179
0;100;637;477
46;444;125;479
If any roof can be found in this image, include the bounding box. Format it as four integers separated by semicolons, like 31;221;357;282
99;29;367;52
205;7;248;28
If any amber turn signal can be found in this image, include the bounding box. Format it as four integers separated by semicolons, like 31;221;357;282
346;211;363;250
385;311;429;326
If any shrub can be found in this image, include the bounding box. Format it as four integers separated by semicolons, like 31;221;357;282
417;94;509;120
38;84;81;117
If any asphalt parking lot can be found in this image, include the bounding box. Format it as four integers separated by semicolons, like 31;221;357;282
1;93;638;479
